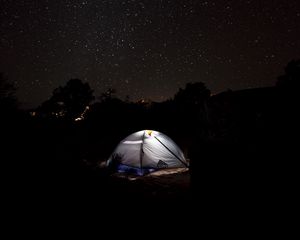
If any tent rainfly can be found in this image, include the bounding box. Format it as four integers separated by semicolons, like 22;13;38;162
107;130;188;175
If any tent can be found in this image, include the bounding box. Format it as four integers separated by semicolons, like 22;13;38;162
107;130;188;175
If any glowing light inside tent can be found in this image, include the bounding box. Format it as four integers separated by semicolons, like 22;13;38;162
107;130;188;175
146;130;153;136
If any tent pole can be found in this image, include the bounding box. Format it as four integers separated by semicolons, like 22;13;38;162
154;136;188;168
140;131;146;171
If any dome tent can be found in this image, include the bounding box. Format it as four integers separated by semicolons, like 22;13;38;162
107;130;188;175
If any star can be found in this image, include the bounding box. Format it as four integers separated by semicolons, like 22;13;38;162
0;0;299;108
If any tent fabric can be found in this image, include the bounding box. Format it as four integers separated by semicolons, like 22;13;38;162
116;164;156;176
107;130;187;175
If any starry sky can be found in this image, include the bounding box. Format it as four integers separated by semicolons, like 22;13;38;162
1;0;300;108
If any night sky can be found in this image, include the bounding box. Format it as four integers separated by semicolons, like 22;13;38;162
1;0;300;108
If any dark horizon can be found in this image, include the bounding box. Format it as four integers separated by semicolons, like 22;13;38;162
1;0;300;108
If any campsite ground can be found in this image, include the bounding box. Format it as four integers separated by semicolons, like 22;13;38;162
101;167;193;224
109;168;191;202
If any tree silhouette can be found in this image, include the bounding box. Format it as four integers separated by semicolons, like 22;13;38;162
172;82;211;143
173;81;211;122
275;59;300;116
99;88;117;102
38;79;94;120
173;82;211;107
0;73;18;114
276;59;300;92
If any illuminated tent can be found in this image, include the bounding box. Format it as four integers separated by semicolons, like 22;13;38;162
107;130;188;175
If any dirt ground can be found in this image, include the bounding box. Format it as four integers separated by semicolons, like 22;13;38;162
108;168;191;203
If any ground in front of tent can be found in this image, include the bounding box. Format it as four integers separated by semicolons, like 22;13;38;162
109;167;191;202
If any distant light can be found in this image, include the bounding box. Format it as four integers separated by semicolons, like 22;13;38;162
74;105;90;121
75;117;82;122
